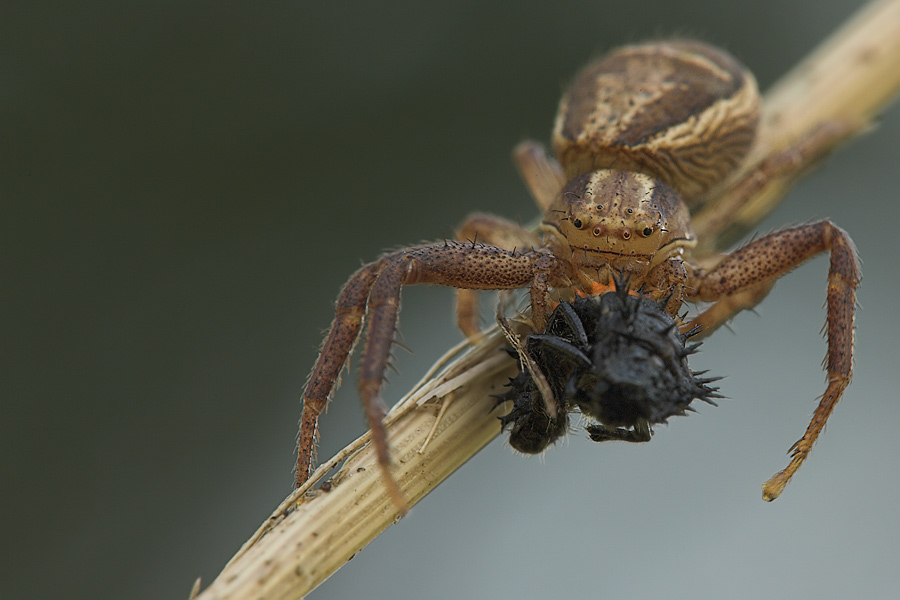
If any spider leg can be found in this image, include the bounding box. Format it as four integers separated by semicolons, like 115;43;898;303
355;258;410;511
683;280;775;338
512;140;566;212
295;260;385;489
692;120;856;255
297;240;563;511
455;214;543;340
686;220;860;501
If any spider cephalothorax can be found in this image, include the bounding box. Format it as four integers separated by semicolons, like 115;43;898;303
497;281;720;454
296;40;860;511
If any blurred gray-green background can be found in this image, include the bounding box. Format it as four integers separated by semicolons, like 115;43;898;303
4;1;899;598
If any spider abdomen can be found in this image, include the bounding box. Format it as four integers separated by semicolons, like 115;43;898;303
552;40;760;204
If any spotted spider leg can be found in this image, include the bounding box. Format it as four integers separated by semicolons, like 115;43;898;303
296;240;565;510
685;219;860;500
692;120;858;254
452;142;569;340
454;214;543;340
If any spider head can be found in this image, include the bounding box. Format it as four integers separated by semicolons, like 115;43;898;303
545;169;695;271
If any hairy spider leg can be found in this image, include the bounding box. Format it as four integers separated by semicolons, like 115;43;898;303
682;280;775;338
692;120;857;254
454;214;543;339
685;219;860;500
451;140;572;340
295;260;384;489
296;240;564;512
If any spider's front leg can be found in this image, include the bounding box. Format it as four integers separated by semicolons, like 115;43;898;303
296;260;382;487
296;240;563;511
452;141;565;340
685;220;860;501
455;214;542;339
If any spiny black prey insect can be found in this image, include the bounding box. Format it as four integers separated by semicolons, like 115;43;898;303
495;281;721;454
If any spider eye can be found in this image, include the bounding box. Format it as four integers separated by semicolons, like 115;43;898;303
572;218;583;229
642;226;654;237
626;208;634;214
622;231;631;240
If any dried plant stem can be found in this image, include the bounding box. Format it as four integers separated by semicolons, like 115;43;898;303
196;2;900;598
196;329;515;600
